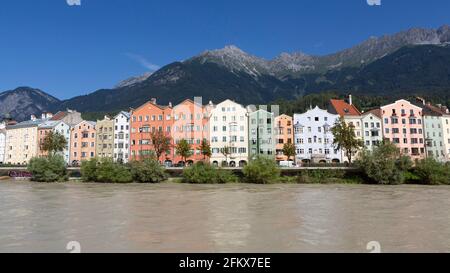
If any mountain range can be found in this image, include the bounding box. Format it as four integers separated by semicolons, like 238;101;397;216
1;25;450;121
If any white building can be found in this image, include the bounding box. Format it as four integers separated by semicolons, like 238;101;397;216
361;109;383;152
113;111;131;163
0;122;6;164
294;106;342;164
38;120;71;164
209;99;249;167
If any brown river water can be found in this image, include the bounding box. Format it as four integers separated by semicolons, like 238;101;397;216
1;180;450;253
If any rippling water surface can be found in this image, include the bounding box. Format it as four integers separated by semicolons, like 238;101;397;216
1;180;450;253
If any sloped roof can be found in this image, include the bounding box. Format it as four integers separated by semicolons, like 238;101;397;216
6;119;44;130
115;111;131;119
38;120;61;129
51;111;67;121
329;99;361;117
363;108;382;118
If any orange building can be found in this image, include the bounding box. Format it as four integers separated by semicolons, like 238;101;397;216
70;120;97;166
130;99;174;163
172;98;212;165
275;114;294;162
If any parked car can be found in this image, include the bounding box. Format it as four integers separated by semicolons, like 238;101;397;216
279;161;296;168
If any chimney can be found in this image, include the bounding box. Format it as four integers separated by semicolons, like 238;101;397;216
30;115;36;121
168;102;173;108
41;112;53;120
150;98;157;105
348;94;353;105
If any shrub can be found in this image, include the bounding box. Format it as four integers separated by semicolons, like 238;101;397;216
81;158;133;183
182;162;237;184
28;155;68;182
297;169;347;184
243;157;280;184
130;158;168;183
414;158;450;185
356;142;407;185
80;158;99;182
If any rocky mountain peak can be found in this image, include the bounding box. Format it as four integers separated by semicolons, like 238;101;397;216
0;87;60;122
115;72;153;88
193;45;270;77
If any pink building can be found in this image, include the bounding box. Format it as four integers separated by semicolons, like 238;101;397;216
381;99;426;161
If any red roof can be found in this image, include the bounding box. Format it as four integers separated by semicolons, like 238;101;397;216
51;111;67;121
329;99;361;117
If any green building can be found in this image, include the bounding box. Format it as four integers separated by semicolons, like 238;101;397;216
248;109;275;160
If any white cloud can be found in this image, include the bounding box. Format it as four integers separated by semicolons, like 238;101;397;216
125;53;161;71
66;0;81;6
367;0;381;6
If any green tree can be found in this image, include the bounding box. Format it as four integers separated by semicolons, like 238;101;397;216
80;158;133;183
200;139;212;160
243;156;281;184
176;139;193;164
414;158;450;185
129;158;168;183
182;162;237;184
357;141;407;185
150;130;172;162
28;155;68;182
332;117;364;164
41;131;67;156
282;142;296;162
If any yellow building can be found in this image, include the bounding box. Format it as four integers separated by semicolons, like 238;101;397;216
5;119;42;165
95;116;114;159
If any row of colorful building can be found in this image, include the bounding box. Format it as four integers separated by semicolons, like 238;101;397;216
1;96;450;167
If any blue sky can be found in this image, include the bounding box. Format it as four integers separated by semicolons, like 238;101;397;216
0;0;449;99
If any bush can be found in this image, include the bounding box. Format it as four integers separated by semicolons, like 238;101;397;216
80;157;99;182
356;142;408;185
297;169;347;184
414;158;450;185
28;155;68;182
81;158;133;183
243;157;281;184
130;158;168;183
182;162;237;184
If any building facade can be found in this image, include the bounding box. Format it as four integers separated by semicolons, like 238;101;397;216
361;109;383;152
294;106;342;164
248;109;275;160
381;99;426;161
38;120;71;164
51;109;83;127
442;114;450;162
70;121;96;165
329;97;363;162
5;120;41;165
130;99;174;163
113;111;131;163
415;99;450;162
96;116;114;159
209;99;249;167
0;122;6;164
275;114;294;163
172;99;212;165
